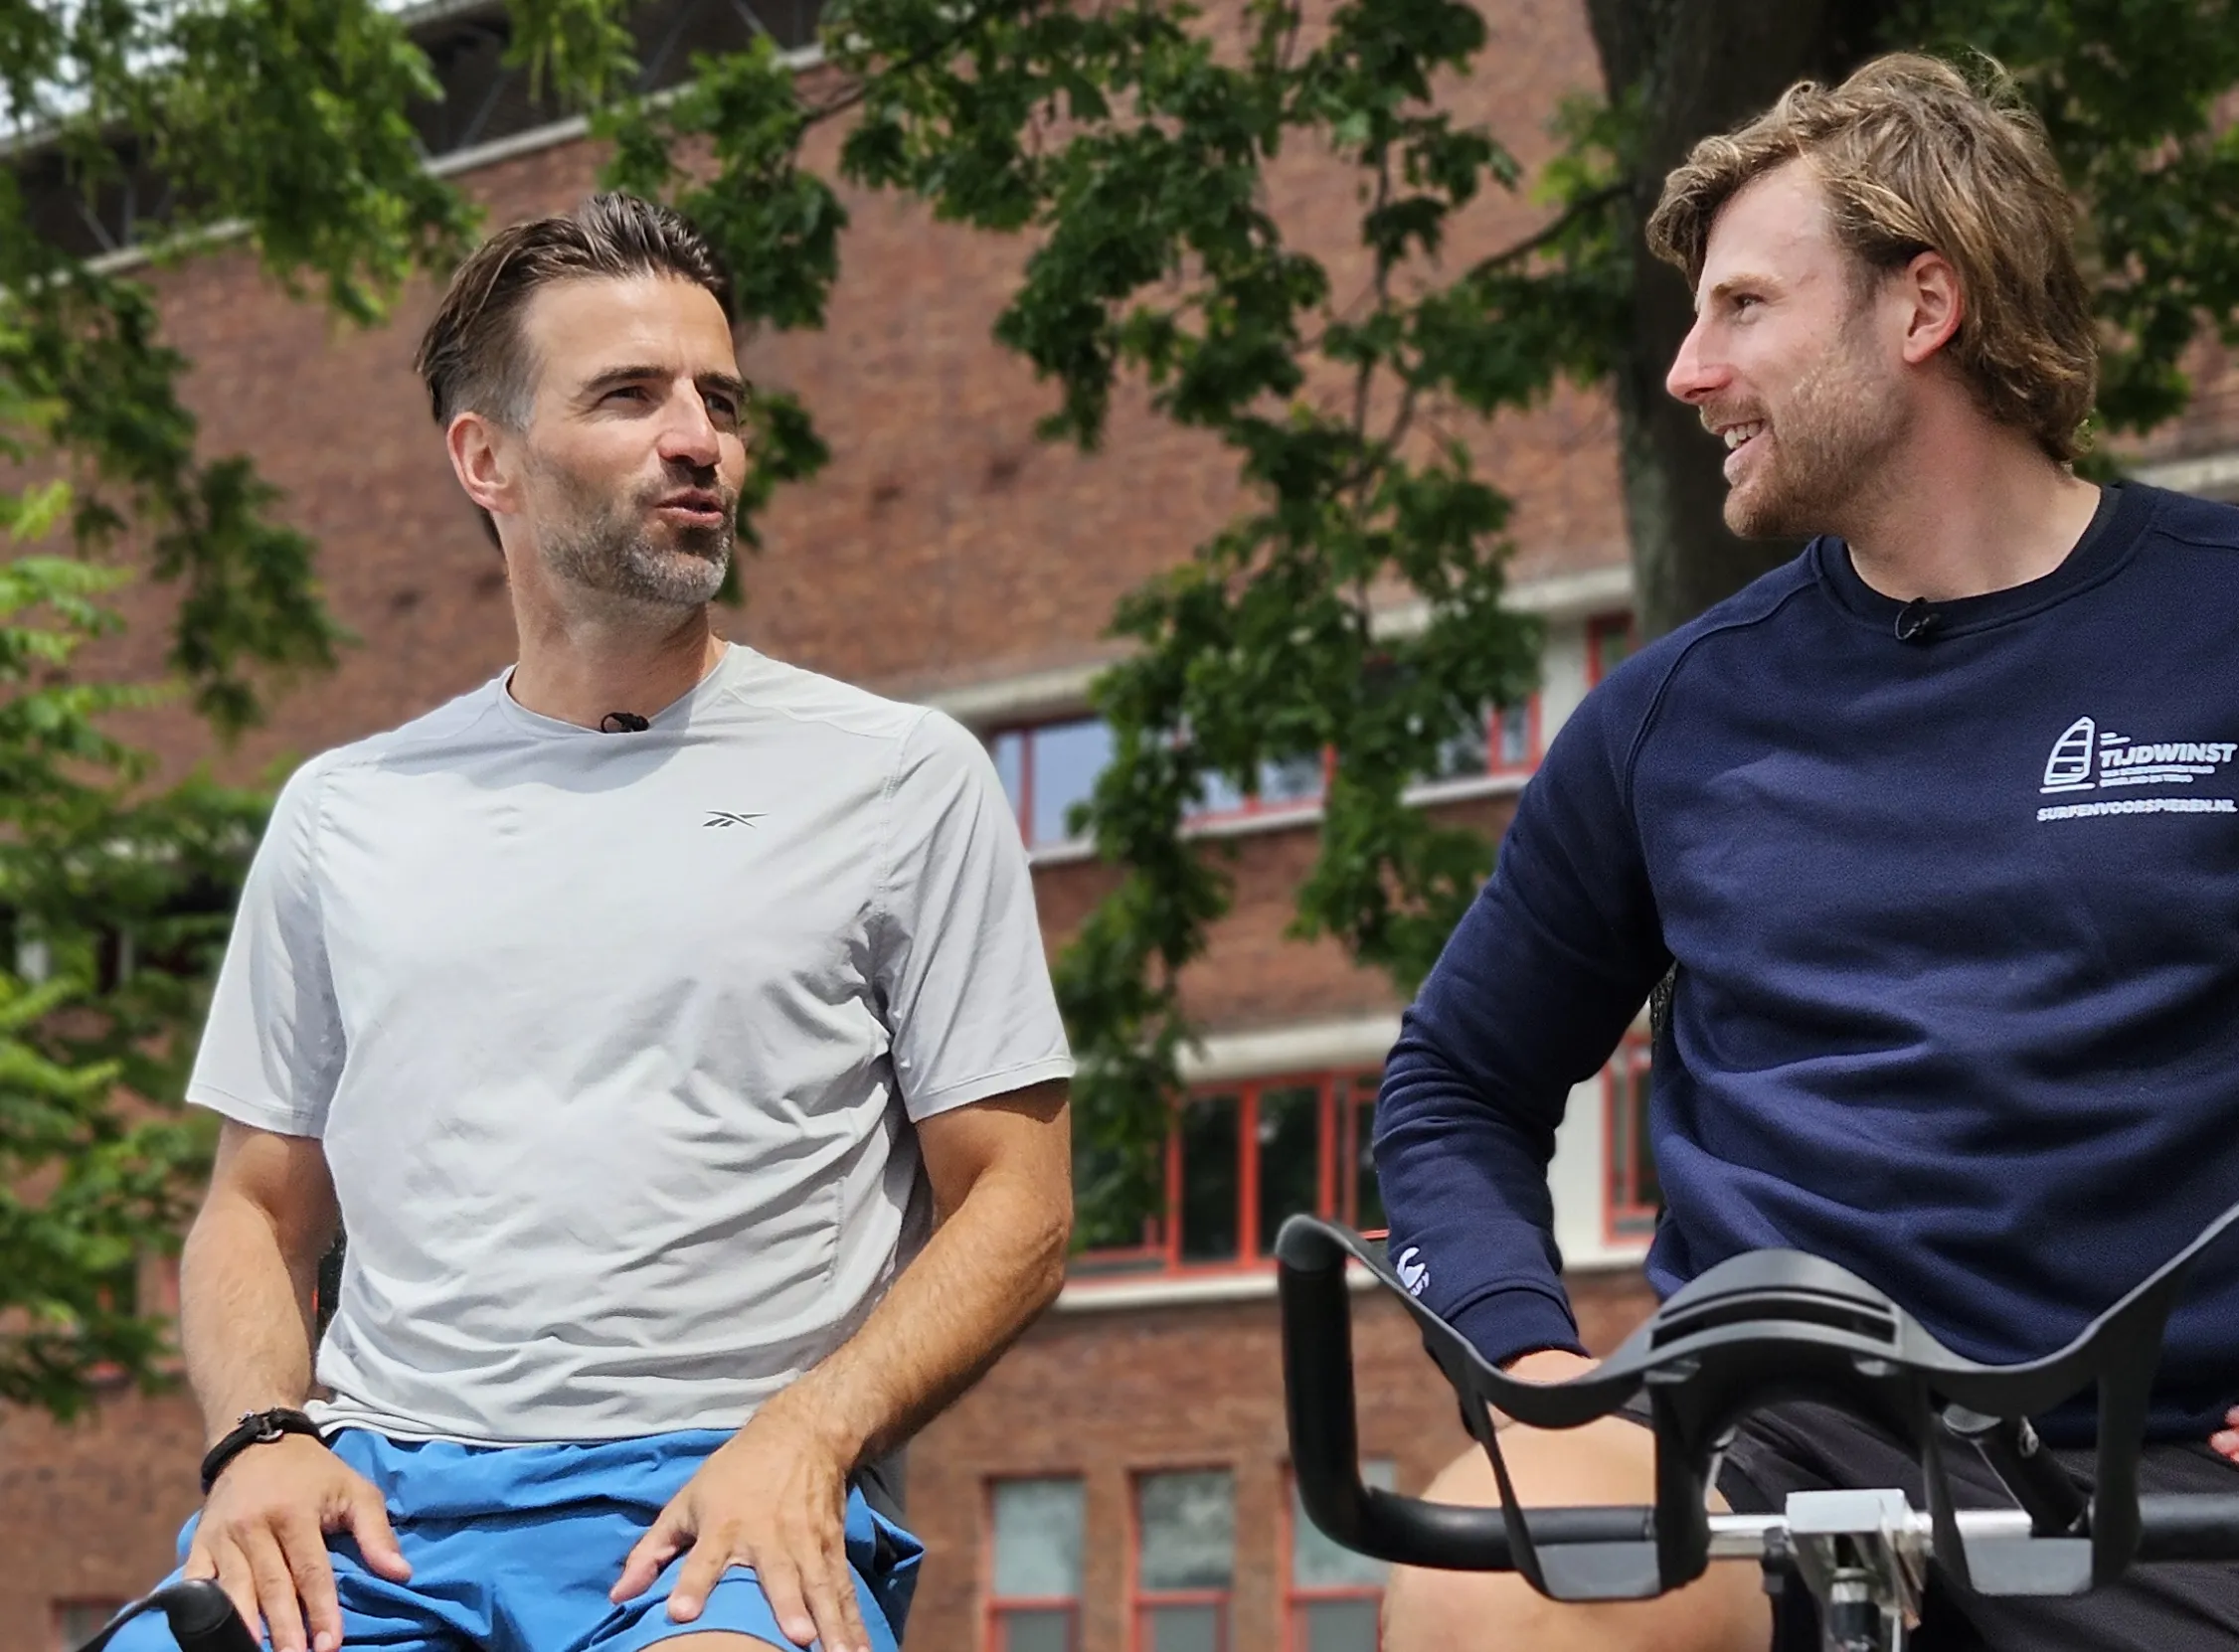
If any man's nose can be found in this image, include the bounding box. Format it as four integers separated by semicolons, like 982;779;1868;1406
657;388;722;468
1664;314;1726;406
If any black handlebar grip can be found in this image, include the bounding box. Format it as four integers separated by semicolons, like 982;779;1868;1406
1277;1215;1527;1569
2134;1494;2239;1562
1273;1215;1351;1277
156;1581;261;1652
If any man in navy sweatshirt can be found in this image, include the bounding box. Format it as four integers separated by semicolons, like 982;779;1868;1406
1376;53;2239;1652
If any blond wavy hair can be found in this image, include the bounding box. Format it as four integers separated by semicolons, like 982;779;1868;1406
1645;53;2096;463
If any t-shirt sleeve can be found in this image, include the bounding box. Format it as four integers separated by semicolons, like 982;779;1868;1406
871;710;1075;1120
183;756;345;1137
1373;672;1671;1369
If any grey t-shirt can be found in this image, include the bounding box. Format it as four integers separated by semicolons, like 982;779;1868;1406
186;645;1074;1443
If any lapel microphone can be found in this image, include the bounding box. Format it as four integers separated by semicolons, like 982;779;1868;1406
599;712;650;733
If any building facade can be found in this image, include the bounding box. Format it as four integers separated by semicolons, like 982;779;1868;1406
7;3;2239;1649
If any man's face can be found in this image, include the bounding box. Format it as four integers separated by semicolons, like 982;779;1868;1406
1664;160;1907;540
509;274;749;608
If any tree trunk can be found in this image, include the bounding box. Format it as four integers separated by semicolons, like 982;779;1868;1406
1584;0;1892;638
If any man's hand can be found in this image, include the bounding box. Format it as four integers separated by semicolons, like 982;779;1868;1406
182;1435;410;1652
2211;1406;2239;1463
611;1400;869;1652
1494;1349;1599;1428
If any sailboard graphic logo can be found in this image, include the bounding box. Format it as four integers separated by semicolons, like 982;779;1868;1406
2042;716;2097;792
2036;713;2238;813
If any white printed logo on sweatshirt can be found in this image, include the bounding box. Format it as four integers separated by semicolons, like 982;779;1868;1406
1395;1246;1430;1297
2037;715;2237;822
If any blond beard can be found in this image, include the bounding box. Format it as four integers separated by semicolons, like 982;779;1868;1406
1725;317;1906;542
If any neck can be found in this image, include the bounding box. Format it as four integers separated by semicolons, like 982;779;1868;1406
504;564;725;730
1836;408;2100;602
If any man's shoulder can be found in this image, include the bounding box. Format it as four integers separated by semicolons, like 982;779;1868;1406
720;650;931;740
2132;481;2239;557
1594;552;1820;713
285;679;508;790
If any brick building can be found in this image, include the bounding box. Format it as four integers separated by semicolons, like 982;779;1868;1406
7;3;2239;1650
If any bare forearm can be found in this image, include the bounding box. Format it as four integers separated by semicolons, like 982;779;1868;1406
179;1192;324;1445
771;1169;1069;1465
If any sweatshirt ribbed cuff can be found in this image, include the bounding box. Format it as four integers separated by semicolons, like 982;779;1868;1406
1449;1285;1587;1372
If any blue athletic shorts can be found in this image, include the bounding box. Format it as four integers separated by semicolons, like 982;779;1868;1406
109;1427;923;1652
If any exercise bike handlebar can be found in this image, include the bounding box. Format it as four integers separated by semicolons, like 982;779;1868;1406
1277;1205;2239;1604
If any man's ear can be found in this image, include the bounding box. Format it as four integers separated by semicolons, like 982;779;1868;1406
1897;249;1964;367
446;410;519;521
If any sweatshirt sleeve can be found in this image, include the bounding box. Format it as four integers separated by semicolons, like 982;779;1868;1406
1374;671;1671;1369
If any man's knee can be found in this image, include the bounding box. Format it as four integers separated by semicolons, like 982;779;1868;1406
1381;1418;1772;1652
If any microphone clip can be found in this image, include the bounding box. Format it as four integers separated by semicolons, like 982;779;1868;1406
1894;596;1941;645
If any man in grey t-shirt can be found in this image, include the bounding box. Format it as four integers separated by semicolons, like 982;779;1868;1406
125;196;1074;1652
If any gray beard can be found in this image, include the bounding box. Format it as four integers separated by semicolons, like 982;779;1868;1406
530;455;734;610
543;508;731;609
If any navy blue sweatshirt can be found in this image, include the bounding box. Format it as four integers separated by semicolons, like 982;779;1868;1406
1377;482;2239;1442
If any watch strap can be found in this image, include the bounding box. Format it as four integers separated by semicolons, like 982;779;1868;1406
199;1407;327;1495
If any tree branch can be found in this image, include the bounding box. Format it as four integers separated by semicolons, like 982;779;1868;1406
802;0;1050;128
1464;180;1626;278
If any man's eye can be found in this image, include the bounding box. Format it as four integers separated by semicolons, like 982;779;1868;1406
605;385;650;404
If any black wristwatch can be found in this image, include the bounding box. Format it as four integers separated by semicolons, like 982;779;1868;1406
199;1407;327;1494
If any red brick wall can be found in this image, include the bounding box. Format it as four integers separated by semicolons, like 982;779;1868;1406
0;1390;207;1652
905;1271;1656;1652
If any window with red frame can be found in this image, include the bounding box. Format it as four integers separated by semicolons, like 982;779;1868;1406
1133;1469;1234;1652
1286;1459;1396;1651
985;1477;1085;1652
1588;612;1639;685
1606;1034;1659;1241
1426;699;1542;780
988;718;1115;848
1077;1072;1383;1276
54;1602;126;1652
1187;750;1330;824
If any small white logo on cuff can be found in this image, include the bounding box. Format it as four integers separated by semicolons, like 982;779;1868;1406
1395;1246;1430;1296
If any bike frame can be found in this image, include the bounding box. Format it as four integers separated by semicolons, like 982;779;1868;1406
1277;1199;2239;1652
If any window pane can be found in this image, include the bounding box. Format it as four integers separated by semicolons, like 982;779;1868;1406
1300;1598;1379;1652
1628;1051;1660;1211
1592;616;1636;681
990;730;1027;828
1260;752;1324;805
1193;765;1247;816
1179;1096;1241;1263
1293;1460;1394;1589
997;1607;1076;1652
56;1604;126;1650
992;1478;1085;1598
1345;1078;1385;1233
1610;1047;1659;1235
1142;1604;1222;1652
1138;1470;1235;1589
1424;711;1489;780
1493;703;1532;769
1256;1085;1322;1255
1029;719;1112;845
1074;1139;1156;1252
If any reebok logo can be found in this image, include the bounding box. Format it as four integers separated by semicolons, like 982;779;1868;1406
703;811;764;829
2037;716;2236;822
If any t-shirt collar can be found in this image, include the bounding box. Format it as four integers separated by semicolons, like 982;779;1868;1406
493;640;746;739
1814;480;2152;639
